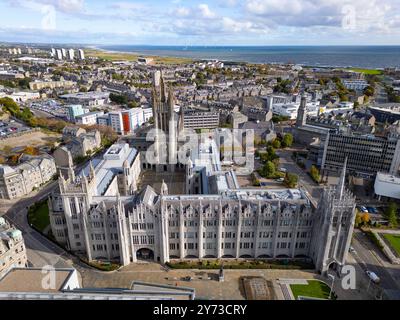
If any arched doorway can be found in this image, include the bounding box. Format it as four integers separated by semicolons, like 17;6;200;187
328;261;339;272
137;248;154;260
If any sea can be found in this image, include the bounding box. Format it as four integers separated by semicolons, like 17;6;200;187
96;45;400;69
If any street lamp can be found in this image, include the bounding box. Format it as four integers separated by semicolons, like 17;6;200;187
328;274;335;300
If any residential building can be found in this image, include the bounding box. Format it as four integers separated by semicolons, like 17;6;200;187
58;126;102;159
56;49;63;60
78;49;85;60
342;79;369;91
0;155;57;200
0;218;27;278
67;49;75;60
29;80;76;91
109;111;124;134
75;111;104;125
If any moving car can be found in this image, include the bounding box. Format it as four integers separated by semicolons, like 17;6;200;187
366;271;380;284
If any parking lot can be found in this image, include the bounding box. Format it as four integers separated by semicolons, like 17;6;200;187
0;118;32;138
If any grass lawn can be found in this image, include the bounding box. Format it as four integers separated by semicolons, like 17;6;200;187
382;234;400;256
290;280;332;300
85;49;193;65
28;201;50;232
346;68;382;75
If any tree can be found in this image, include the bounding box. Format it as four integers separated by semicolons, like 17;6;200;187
282;133;293;148
361;213;370;225
23;146;39;156
272;139;281;149
310;165;321;183
109;93;128;105
0;97;20;116
284;173;298;188
364;86;375;97
128;101;139;108
385;202;398;228
355;212;363;228
259;161;276;178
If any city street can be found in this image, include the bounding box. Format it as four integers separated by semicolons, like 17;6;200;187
1;180;72;268
351;230;400;299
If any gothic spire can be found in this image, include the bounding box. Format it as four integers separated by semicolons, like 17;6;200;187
89;160;95;180
336;156;348;200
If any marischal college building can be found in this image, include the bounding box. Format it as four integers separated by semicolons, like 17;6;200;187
49;71;356;274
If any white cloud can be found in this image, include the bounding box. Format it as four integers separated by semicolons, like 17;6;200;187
198;4;216;19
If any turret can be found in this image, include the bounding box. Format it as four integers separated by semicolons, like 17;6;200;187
160;180;169;196
296;94;307;128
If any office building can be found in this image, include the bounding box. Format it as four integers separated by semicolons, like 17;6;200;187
321;131;400;178
66;105;85;122
182;108;220;130
374;172;400;200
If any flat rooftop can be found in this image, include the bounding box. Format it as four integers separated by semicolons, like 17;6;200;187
0;268;74;293
376;172;400;184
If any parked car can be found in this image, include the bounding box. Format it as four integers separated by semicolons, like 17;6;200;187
349;246;356;254
279;168;287;173
366;207;378;214
276;178;285;182
357;206;369;213
182;276;193;282
366;271;380;284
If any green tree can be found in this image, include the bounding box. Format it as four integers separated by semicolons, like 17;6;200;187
284;173;298;188
272;139;281;149
0;97;20;116
310;165;321;183
128;101;139;108
364;86;375;97
385;202;398;228
109;93;128;104
259;161;276;178
282;133;293;148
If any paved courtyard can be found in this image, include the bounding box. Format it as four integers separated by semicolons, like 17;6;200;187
137;170;186;194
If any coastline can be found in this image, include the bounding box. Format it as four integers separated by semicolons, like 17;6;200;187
84;45;398;69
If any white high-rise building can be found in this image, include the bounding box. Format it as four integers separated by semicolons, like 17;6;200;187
61;48;67;58
78;49;85;60
68;49;75;60
56;49;63;60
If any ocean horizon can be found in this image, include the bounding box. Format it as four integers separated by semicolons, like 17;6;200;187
95;45;400;69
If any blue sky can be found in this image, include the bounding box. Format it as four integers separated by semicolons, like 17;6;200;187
0;0;399;45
